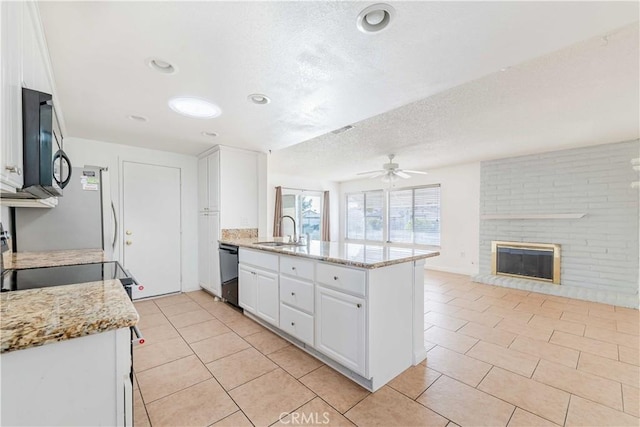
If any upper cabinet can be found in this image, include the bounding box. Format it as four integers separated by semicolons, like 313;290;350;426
198;151;219;213
1;1;25;192
1;1;58;194
198;146;262;229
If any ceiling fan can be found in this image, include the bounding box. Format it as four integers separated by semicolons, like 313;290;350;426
357;154;427;182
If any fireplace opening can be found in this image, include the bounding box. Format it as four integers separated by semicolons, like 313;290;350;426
491;241;561;284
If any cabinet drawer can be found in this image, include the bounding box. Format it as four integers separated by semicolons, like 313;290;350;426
316;263;366;297
280;304;314;346
280;256;314;281
280;276;314;314
239;249;279;271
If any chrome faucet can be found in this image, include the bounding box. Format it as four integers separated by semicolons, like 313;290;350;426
280;215;297;243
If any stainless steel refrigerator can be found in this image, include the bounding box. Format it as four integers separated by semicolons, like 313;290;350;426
14;166;116;258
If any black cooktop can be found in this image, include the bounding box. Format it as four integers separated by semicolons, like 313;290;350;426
1;261;132;292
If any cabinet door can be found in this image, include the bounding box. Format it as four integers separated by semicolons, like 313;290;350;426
238;265;257;315
256;269;279;326
315;285;366;376
0;0;24;191
207;151;220;211
208;212;221;296
198;213;210;290
197;157;208;213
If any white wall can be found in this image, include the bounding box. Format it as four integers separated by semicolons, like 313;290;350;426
64;137;200;291
339;162;481;276
266;170;340;241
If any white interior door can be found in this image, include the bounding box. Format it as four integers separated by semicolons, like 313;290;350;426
123;161;181;298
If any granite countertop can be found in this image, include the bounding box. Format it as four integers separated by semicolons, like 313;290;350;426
0;279;138;354
219;237;440;269
5;249;107;270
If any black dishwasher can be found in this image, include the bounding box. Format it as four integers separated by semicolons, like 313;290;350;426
219;243;239;307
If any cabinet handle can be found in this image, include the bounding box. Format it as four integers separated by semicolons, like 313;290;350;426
291;322;295;326
356;303;362;308
291;292;295;296
333;276;338;281
291;267;296;271
5;165;21;175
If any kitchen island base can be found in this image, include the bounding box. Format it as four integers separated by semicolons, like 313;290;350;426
235;244;434;392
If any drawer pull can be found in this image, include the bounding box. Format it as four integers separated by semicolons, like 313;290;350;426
291;321;295;326
291;292;295;296
333;276;338;281
291;267;296;271
356;303;362;308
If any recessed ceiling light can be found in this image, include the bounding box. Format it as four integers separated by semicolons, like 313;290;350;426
201;131;218;138
247;94;271;105
357;4;395;33
146;57;177;74
127;114;148;122
168;97;221;119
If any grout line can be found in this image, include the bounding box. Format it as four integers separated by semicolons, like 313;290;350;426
504;406;517;427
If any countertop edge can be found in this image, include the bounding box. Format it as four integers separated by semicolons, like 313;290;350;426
220;239;440;269
1;279;139;354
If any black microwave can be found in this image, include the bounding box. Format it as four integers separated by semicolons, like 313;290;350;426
21;88;71;198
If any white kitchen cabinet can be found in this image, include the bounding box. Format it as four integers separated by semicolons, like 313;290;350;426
239;266;279;326
198;152;220;213
256;269;279;325
239;265;257;315
198;211;220;296
315;285;366;376
238;249;279;327
0;0;24;192
1;328;132;426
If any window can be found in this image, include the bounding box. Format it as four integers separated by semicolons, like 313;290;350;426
282;191;322;240
345;185;441;246
389;185;440;246
346;190;384;241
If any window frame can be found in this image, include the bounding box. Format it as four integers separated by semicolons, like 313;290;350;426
345;189;385;242
387;184;441;246
281;189;324;240
344;184;441;247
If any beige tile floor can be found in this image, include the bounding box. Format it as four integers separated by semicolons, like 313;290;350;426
132;271;640;427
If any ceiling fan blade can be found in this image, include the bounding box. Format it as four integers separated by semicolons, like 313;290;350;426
402;170;428;175
356;169;385;176
395;171;411;179
368;171;388;179
356;169;384;175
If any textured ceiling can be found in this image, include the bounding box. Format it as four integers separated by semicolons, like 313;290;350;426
271;22;640;182
38;1;639;157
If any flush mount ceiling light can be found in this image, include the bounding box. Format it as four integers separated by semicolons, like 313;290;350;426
201;131;218;138
168;97;221;119
127;114;148;122
247;94;271;105
146;57;177;74
357;3;395;34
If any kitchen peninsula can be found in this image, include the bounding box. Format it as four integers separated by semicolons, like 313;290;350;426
219;238;439;391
